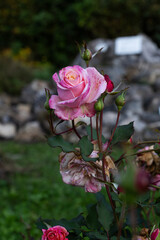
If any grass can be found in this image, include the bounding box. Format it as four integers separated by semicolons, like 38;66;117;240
0;141;95;240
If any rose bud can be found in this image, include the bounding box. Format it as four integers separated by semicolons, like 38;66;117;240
81;48;92;61
94;98;104;112
104;74;114;92
151;228;160;240
115;93;126;111
135;168;150;193
44;88;51;111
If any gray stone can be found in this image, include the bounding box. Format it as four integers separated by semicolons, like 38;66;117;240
123;100;144;116
14;104;32;124
21;79;50;104
0;123;16;138
147;94;160;113
103;111;118;127
141;112;160;123
15;121;45;142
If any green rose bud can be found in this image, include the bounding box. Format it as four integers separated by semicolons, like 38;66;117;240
94;98;104;112
115;93;125;111
44;88;51;111
81;49;92;62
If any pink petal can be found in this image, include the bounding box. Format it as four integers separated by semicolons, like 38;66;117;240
85;179;102;193
151;229;160;240
85;67;107;103
57;81;85;100
79;102;96;117
52;72;60;83
57;85;75;101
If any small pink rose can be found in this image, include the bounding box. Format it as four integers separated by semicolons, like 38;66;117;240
104;74;114;92
151;228;160;240
49;65;107;120
42;225;69;240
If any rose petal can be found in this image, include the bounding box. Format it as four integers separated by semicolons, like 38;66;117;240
85;67;107;103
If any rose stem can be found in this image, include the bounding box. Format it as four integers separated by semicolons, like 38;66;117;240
102;154;119;226
124;147;160;158
101;111;121;226
146;191;155;220
130;205;137;239
56;128;73;135
90;117;93;141
96;113;101;151
72;120;81;139
107;231;110;240
117;203;126;240
104;111;120;152
134;140;160;148
99;108;103;152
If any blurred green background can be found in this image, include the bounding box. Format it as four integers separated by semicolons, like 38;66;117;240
1;0;160;95
1;0;160;239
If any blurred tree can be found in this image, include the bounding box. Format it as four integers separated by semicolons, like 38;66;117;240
0;0;160;69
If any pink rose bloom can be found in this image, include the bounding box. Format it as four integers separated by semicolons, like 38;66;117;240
151;229;160;240
104;74;114;92
42;225;69;240
59;150;116;193
49;65;107;120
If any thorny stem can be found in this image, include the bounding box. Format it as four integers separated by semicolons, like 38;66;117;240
101;111;121;227
107;231;110;240
134;140;160;148
130;205;137;239
124;148;160;158
90;117;93;141
146;191;156;220
72;120;81;139
56;128;73;135
99;109;103;152
96;114;101;151
117;203;126;240
102;154;119;226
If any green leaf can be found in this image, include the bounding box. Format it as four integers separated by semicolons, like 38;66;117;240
37;217;81;231
86;125;106;143
96;193;114;232
112;122;134;145
156;233;160;240
86;231;107;240
79;136;93;156
86;204;101;230
111;237;127;240
78;136;97;162
154;143;160;156
48;135;75;152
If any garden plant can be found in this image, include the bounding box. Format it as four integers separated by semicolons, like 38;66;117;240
37;44;160;240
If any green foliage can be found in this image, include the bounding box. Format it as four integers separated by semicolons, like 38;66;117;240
48;135;75;152
112;122;134;145
78;136;97;162
0;141;95;240
37;192;115;239
86;125;106;143
0;56;33;95
96;193;114;232
1;0;160;72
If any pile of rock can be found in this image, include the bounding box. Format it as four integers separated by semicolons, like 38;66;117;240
0;80;53;142
0;34;159;142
